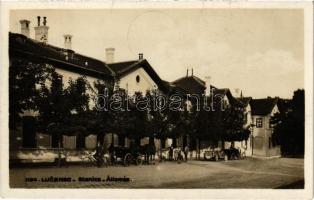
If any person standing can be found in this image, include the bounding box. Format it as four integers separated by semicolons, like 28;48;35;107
169;145;174;161
184;145;189;162
95;142;104;167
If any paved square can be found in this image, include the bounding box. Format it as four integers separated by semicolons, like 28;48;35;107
10;158;304;188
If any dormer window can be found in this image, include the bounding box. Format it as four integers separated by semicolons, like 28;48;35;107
136;75;140;83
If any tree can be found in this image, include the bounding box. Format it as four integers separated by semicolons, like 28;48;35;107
36;73;92;148
9;59;54;129
36;71;70;147
271;89;305;157
86;80;114;144
126;92;150;146
194;95;249;153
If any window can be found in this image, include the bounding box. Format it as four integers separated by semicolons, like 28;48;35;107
136;75;140;83
256;118;263;128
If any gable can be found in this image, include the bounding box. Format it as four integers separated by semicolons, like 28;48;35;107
118;67;158;95
270;104;280;116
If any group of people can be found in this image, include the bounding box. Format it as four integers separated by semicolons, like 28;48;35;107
93;141;191;167
167;145;189;162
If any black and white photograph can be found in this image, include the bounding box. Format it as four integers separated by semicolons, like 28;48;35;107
0;2;313;199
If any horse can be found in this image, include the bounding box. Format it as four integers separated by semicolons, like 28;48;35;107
140;143;156;165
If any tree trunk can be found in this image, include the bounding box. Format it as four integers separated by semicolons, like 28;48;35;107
196;138;200;160
58;139;61;167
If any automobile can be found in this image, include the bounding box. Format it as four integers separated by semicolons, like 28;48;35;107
202;147;241;161
202;147;226;161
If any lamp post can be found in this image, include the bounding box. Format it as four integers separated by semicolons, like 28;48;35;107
250;123;256;156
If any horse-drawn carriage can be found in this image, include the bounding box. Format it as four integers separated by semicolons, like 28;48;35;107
110;146;143;166
110;143;156;166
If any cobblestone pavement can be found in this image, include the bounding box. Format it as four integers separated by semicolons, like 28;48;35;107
9;157;304;188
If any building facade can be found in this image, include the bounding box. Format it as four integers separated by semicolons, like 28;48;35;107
250;98;281;157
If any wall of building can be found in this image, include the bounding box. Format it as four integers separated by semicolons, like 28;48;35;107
118;68;158;95
252;105;280;157
55;68;102;109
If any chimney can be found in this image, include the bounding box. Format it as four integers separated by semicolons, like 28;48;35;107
37;16;40;26
234;88;240;98
43;16;47;26
204;76;211;96
186;69;189;77
192;68;194;76
20;20;30;37
138;53;143;60
64;34;73;49
106;48;115;64
34;16;49;43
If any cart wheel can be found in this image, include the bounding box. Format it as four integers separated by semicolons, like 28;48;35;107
136;156;142;165
124;153;132;166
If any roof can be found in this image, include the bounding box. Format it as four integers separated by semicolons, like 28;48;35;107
237;97;252;107
162;80;190;96
107;60;140;76
107;59;168;93
172;76;207;95
250;98;278;116
9;32;114;78
213;88;243;107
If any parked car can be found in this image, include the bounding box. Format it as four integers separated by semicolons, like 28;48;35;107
202;147;226;161
202;147;241;161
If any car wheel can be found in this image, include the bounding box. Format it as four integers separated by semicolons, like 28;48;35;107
136;156;142;165
124;153;132;166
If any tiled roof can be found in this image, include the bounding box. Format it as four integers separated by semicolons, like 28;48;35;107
9;32;114;77
250;98;278;116
162;80;190;96
172;76;207;95
237;97;252;107
107;60;140;76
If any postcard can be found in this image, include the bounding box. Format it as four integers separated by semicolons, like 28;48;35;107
0;1;313;199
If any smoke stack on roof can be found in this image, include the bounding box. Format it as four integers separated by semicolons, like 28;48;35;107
43;17;47;26
34;16;49;44
37;16;40;26
64;34;73;49
186;69;189;77
192;68;194;76
138;53;143;60
106;48;115;64
20;20;30;37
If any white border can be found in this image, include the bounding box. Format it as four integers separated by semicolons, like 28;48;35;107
0;1;313;199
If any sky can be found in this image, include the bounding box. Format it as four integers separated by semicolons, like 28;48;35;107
10;9;304;99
